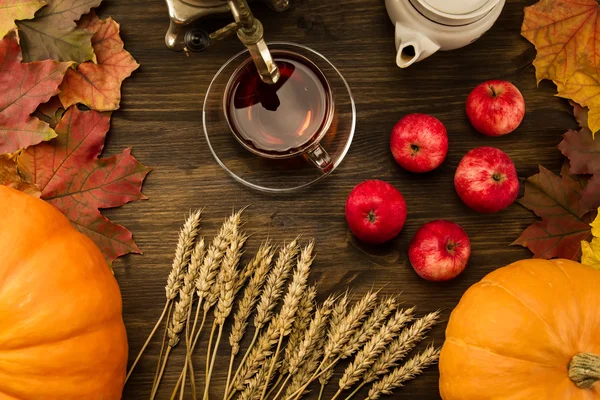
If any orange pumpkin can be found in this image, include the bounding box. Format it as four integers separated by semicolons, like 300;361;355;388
439;258;600;399
0;186;128;399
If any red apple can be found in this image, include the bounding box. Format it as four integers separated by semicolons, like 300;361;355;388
454;147;519;213
390;114;448;173
466;80;525;136
409;220;471;281
345;180;407;244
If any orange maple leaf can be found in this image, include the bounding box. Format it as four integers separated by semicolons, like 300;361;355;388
522;0;600;136
59;12;139;111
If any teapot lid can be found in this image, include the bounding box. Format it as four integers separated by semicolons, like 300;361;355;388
412;0;500;25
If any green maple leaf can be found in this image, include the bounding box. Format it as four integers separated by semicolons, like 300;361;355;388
16;0;102;63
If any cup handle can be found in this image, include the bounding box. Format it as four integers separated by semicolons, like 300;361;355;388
307;144;333;173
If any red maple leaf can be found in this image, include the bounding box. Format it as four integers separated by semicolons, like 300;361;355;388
512;164;596;260
0;30;70;153
59;12;139;111
17;106;151;263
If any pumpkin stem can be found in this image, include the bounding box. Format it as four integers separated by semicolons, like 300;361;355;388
569;353;600;389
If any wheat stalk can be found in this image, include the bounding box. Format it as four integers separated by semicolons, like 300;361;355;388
144;211;201;400
205;225;248;400
261;242;315;399
333;307;415;399
270;294;337;400
175;211;242;399
365;346;441;400
227;239;299;397
316;290;378;388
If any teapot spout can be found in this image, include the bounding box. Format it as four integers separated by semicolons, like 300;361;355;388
394;22;440;68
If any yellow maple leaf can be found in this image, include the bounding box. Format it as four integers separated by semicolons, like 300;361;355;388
522;0;600;136
581;208;600;270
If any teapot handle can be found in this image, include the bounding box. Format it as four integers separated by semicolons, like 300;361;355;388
394;22;441;68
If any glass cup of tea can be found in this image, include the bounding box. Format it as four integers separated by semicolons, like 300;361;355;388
204;42;356;192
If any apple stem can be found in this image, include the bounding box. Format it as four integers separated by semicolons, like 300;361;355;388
489;85;497;97
410;144;419;155
492;173;502;182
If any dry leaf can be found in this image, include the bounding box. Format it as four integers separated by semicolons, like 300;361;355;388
16;0;102;62
513;164;596;260
558;103;600;209
0;30;70;154
59;12;139;111
581;209;600;269
17;107;151;264
0;154;40;196
521;0;600;135
0;0;46;38
33;96;65;129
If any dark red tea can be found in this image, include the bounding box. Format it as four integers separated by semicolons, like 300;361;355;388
225;50;332;157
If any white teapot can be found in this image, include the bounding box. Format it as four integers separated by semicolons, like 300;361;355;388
385;0;505;68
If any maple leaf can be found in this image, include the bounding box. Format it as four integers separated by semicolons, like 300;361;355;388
0;0;46;38
0;30;70;154
59;12;139;111
33;95;65;128
512;164;596;260
521;0;600;136
581;208;600;270
16;0;102;63
17;107;151;264
558;103;600;209
0;154;40;196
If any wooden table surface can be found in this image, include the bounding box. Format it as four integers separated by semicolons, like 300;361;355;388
105;0;576;398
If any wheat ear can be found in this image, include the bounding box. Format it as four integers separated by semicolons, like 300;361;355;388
365;346;441;400
317;290;378;387
331;307;415;400
224;243;274;400
176;211;241;398
271;295;337;400
261;242;315;400
227;239;299;397
205;226;247;400
342;311;440;400
284;291;377;400
342;296;398;358
282;285;317;374
147;211;202;400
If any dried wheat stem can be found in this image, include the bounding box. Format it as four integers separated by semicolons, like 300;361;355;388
240;356;278;400
332;307;415;400
125;301;169;383
365;346;441;400
227;239;299;397
178;237;205;400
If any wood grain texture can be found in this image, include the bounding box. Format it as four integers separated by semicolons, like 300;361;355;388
101;0;575;398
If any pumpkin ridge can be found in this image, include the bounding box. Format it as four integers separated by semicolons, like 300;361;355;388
479;278;563;345
445;337;559;369
0;315;123;352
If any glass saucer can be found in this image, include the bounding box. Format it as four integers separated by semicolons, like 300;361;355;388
203;42;356;193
